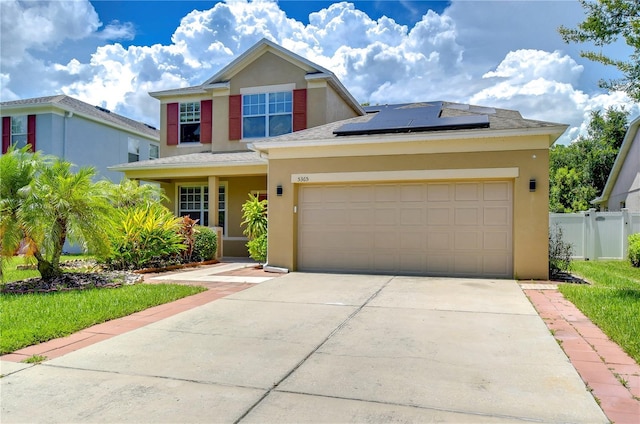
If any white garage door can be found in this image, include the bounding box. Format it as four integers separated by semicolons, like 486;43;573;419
297;181;513;278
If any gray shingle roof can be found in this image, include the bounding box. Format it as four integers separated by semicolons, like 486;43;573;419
0;95;159;140
111;151;265;171
261;101;566;144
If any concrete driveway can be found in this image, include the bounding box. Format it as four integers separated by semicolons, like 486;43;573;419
1;273;607;423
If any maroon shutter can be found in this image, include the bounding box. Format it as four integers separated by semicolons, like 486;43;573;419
27;114;36;152
2;116;10;154
167;103;179;145
293;89;307;132
229;95;242;140
200;100;212;143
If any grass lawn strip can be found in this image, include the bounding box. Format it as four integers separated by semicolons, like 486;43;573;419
0;284;205;355
560;260;640;364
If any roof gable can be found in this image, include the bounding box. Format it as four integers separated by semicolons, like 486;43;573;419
594;115;640;205
203;38;332;85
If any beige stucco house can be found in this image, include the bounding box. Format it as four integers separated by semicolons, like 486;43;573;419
113;39;568;280
593;116;640;212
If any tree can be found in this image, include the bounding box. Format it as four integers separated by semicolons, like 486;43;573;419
0;146;46;278
17;159;114;279
98;178;167;209
559;0;640;101
549;107;629;212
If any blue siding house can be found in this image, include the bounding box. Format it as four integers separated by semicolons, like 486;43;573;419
1;95;160;181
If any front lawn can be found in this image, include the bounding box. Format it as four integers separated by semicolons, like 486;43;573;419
560;260;640;364
1;255;89;283
0;283;206;354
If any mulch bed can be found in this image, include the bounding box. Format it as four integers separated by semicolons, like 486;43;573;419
1;272;143;295
550;272;589;284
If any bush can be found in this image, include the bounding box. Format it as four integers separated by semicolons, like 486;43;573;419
628;233;640;267
101;204;185;270
549;224;573;278
247;233;267;264
192;226;218;262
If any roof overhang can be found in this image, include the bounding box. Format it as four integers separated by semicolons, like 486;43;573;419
251;125;569;160
592;115;640;205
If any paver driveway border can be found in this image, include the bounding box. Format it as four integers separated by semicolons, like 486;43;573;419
2;272;611;423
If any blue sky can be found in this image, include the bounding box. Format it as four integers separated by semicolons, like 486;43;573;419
1;0;637;143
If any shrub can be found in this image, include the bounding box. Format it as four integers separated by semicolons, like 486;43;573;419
549;224;573;278
247;233;267;264
192;226;218;262
628;233;640;267
101;204;185;270
178;215;199;263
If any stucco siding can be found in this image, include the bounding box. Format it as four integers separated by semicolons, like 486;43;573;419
266;142;550;279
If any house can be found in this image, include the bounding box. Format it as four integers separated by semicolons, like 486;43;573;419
113;39;568;279
1;95;160;181
593;116;640;212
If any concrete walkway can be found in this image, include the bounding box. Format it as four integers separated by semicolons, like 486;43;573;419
1;273;607;423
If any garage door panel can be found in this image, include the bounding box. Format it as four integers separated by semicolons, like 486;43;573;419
455;208;480;225
298;181;513;278
484;206;510;226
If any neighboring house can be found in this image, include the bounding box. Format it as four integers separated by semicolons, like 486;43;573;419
593;116;640;212
113;39;567;280
1;95;160;181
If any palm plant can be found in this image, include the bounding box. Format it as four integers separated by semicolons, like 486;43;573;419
0;146;45;279
98;178;167;209
241;194;268;263
19;159;114;279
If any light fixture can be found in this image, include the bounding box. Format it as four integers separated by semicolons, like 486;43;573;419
529;179;536;192
276;185;283;196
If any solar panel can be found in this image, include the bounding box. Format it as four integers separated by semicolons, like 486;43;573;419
335;102;490;136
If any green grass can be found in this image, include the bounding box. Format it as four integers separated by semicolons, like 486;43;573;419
560;260;640;364
2;255;90;283
0;283;205;354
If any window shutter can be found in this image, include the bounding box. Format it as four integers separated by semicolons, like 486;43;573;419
167;103;179;145
293;88;307;132
228;95;242;140
200;100;212;143
27;114;36;152
2;117;10;154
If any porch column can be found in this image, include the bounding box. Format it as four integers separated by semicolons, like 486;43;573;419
208;176;219;226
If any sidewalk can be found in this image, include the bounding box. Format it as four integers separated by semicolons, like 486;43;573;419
522;283;640;424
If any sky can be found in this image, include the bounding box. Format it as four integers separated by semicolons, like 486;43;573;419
1;0;638;144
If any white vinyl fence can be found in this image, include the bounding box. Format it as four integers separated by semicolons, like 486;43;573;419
549;209;640;260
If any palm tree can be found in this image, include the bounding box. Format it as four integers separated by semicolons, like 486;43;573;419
0;146;45;279
97;178;167;209
19;159;114;280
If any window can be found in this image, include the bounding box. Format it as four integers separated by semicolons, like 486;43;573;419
128;138;140;162
177;184;227;234
242;91;292;138
180;102;200;143
11;116;28;149
149;143;159;160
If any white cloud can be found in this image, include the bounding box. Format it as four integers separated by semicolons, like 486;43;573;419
1;0;637;143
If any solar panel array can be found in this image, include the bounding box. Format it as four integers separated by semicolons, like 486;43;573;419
334;101;490;136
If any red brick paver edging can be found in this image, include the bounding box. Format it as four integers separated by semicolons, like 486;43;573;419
1;282;253;363
525;286;640;424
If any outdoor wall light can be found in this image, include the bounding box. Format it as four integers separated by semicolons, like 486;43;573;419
529;179;536;192
276;185;283;196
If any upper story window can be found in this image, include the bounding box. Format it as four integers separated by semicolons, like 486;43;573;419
180;102;200;143
149;143;159;160
242;91;292;138
128;138;140;162
10;116;28;149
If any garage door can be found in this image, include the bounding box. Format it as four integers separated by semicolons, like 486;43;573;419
297;181;513;278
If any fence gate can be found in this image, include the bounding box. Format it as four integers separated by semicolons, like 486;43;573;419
549;209;640;260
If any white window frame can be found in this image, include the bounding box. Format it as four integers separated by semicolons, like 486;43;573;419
128;137;140;162
179;102;201;144
11;115;28;149
178;185;209;226
149;143;159;160
176;183;227;236
240;83;295;140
